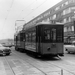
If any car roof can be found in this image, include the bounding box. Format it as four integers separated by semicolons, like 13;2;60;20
72;41;75;43
0;44;3;46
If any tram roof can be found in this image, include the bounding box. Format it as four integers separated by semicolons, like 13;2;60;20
23;22;64;30
36;22;64;25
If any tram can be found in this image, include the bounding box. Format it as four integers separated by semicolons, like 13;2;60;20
24;22;64;57
14;30;25;52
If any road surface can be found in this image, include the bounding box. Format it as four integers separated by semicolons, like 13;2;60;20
0;46;75;75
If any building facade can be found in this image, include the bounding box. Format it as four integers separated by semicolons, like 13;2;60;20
24;0;75;44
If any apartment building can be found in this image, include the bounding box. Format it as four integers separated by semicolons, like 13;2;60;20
24;0;75;44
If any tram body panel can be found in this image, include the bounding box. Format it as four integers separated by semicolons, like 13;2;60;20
57;43;64;54
20;41;25;49
41;43;57;54
25;42;37;52
16;41;20;48
15;41;20;50
40;43;64;55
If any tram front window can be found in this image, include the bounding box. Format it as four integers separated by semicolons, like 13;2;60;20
44;28;57;42
43;26;63;43
44;29;50;41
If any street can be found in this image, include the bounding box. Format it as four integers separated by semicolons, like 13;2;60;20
0;46;75;75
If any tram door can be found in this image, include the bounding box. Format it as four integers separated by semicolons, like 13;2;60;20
37;26;42;53
50;27;57;54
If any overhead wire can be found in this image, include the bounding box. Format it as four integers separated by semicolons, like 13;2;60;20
17;0;37;20
23;0;48;21
3;0;14;26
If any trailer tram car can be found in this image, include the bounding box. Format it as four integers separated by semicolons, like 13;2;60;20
24;22;64;57
14;33;19;51
14;30;25;52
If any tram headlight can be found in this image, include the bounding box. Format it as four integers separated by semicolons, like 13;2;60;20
47;47;50;51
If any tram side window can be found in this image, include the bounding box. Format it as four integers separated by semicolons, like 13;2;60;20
32;31;36;42
26;34;29;42
44;29;50;41
20;33;23;41
29;33;32;42
20;36;22;41
23;33;25;41
18;35;20;41
51;28;56;42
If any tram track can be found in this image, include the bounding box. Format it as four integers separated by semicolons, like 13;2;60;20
3;56;15;75
46;60;75;75
13;50;75;75
12;51;61;75
12;51;49;75
5;49;75;75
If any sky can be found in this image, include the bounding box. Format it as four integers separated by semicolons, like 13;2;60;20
0;0;62;40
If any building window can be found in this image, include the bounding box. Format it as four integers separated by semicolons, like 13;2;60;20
63;18;66;23
42;19;49;22
46;18;50;22
64;26;74;32
55;6;60;11
63;8;71;15
58;20;63;23
42;20;45;22
68;26;72;31
63;1;69;6
71;7;75;10
66;17;71;23
66;26;74;32
72;26;74;31
43;11;50;17
52;14;56;20
61;4;64;7
63;10;66;15
68;0;74;3
56;13;62;18
65;1;69;5
64;27;67;32
50;16;52;20
71;15;75;19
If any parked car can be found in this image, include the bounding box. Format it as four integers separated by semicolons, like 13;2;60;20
65;41;75;54
1;43;13;47
0;44;11;55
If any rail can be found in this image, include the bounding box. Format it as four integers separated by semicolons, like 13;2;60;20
7;49;75;75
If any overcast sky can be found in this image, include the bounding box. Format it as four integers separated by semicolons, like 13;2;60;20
0;0;61;40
